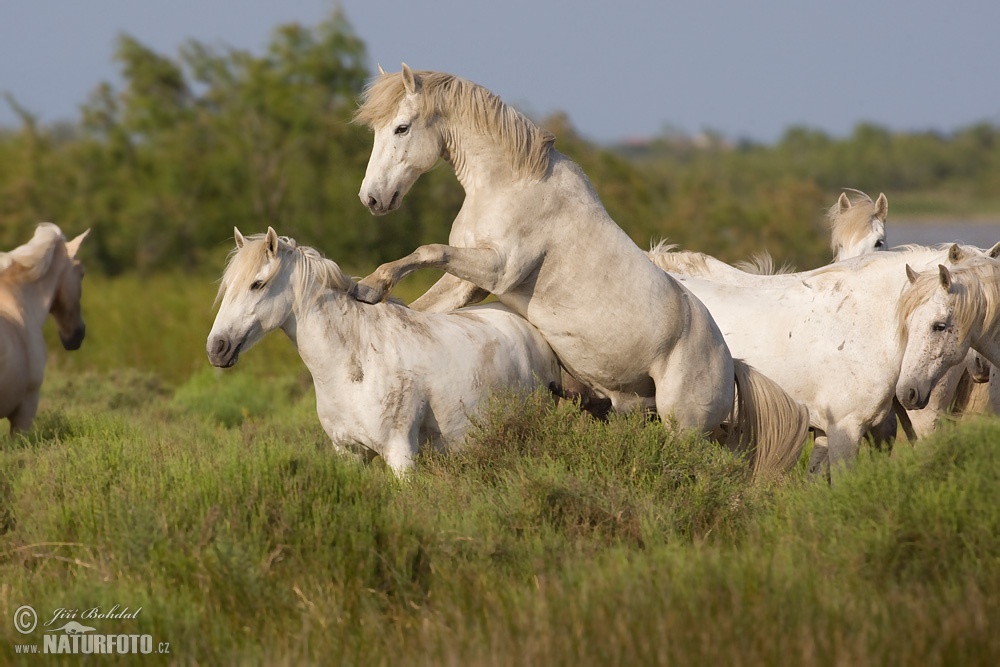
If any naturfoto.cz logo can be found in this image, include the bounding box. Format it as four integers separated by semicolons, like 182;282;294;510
11;605;170;655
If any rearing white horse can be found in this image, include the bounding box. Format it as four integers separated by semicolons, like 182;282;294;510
351;64;808;478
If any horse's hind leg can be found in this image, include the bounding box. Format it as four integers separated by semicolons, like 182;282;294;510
808;432;830;482
651;355;733;435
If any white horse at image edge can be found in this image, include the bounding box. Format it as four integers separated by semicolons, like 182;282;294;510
651;246;1000;476
0;223;89;434
207;228;562;476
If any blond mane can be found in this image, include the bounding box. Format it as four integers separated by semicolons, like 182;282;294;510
354;69;555;181
219;235;357;310
0;223;64;283
828;189;884;257
896;257;1000;349
646;240;711;275
733;251;796;275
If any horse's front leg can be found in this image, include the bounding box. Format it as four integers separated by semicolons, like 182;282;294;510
352;244;505;305
410;273;490;313
8;391;40;435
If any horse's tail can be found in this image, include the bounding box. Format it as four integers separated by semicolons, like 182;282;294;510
726;359;810;480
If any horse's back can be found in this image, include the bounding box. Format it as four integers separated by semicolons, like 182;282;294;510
448;302;560;386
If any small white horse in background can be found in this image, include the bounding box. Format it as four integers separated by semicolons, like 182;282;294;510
727;188;887;275
829;188;888;261
0;223;89;434
350;64;809;479
207;228;563;476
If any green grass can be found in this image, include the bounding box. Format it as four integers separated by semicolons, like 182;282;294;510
2;275;998;664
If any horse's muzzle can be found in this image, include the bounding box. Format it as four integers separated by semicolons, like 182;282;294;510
60;323;86;351
900;386;929;411
207;335;241;368
361;190;400;216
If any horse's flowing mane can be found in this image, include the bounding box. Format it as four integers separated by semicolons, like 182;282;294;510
647;240;795;276
896;257;1000;349
646;240;711;275
354;69;555;181
0;223;63;282
733;251;796;275
219;235;357;310
828;189;882;255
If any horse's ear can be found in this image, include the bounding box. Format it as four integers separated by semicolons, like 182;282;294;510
377;63;386;76
265;227;279;259
875;193;888;220
988;241;1000;259
838;192;851;214
905;264;919;284
401;62;416;94
65;229;90;258
947;243;964;264
234;227;246;249
938;264;952;291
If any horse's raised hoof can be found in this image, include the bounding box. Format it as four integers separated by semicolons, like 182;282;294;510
350;282;385;304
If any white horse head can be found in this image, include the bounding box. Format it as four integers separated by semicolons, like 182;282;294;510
354;63;554;215
829;189;888;261
0;223;89;350
896;263;985;410
208;227;354;367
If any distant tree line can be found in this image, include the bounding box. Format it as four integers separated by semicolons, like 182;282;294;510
0;9;997;275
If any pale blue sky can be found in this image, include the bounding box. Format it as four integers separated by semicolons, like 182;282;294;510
1;1;998;144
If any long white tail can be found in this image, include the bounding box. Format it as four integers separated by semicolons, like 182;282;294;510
726;359;810;480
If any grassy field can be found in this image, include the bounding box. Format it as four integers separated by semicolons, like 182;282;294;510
1;275;999;664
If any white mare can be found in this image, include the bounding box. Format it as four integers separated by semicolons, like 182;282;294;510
207;228;562;476
660;250;1000;475
0;223;89;433
649;241;1000;439
350;65;808;478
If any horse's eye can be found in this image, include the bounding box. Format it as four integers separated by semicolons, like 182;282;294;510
875;240;885;249
932;322;947;332
250;280;265;291
394;124;410;135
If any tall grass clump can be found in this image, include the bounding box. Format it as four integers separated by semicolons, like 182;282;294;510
2;369;999;664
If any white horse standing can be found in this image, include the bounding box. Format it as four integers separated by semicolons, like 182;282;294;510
350;65;808;478
207;228;562;476
0;223;89;434
649;240;1000;440
657;248;1000;474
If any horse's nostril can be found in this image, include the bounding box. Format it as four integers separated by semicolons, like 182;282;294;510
908;388;918;404
367;196;379;210
213;338;228;356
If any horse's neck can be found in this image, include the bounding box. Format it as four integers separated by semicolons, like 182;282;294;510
443;124;519;193
971;275;1000;366
288;290;367;374
0;266;60;331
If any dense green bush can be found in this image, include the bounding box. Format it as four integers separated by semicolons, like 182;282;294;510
2;9;997;278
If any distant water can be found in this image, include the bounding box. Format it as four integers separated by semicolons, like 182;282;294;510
890;221;1000;248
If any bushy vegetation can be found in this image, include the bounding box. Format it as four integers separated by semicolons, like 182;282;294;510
1;9;998;277
2;361;998;664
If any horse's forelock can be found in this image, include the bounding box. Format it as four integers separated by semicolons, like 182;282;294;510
896;261;994;349
828;190;881;253
217;236;356;309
